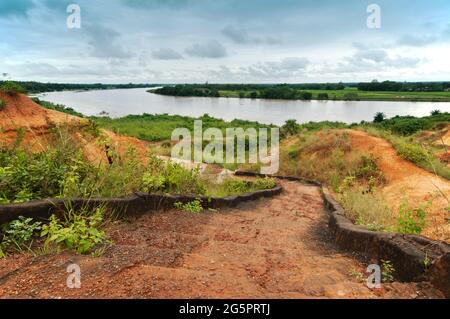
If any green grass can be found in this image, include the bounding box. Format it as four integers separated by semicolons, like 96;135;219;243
218;87;450;102
93;113;274;142
359;126;450;180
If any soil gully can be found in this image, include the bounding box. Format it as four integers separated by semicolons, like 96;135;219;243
0;180;444;299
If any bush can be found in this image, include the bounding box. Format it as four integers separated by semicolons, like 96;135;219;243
281;119;300;137
0;129;94;202
252;177;277;190
343;92;359;101
288;146;300;159
41;205;108;254
0;216;42;256
353;155;384;182
0;99;5;110
340;189;394;230
373;112;386;123
381;260;395;283
299;91;313;100
0;81;26;95
317;93;329;100
174;200;203;214
142;155;206;195
431;110;441;116
397;202;428;234
396;142;430;165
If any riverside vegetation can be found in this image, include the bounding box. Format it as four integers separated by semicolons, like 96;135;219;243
0;128;276;257
152;82;450;102
0;83;277;257
1;82;449;257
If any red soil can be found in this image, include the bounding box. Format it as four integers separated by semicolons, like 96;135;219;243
345;130;450;242
0;181;443;299
0;92;149;164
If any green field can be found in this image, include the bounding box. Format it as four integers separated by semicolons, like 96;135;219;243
93;113;274;142
219;87;450;102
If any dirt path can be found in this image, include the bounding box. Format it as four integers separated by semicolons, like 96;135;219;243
345;130;450;242
0;181;443;299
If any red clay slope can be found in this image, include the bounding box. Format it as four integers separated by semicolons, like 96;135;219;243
0;92;149;164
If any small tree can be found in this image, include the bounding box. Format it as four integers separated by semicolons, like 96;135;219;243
431;110;441;116
299;91;313;100
373;112;386;123
282;119;300;137
0;81;26;95
343;92;359;101
317;93;329;100
250;91;258;99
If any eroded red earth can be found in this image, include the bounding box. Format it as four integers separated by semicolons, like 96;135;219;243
0;181;443;299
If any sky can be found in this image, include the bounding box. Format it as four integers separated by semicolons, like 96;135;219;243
1;0;450;83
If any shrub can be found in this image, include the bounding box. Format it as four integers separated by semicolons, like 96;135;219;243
0;130;93;202
397;201;428;234
142;156;206;196
174;200;203;214
381;260;395;283
431;110;441;116
41;205;108;254
317;93;329;100
253;177;277;190
0;217;42;256
373;112;386;123
0;81;26;95
353;155;384;182
340;190;393;230
299;91;313;100
390;120;424;135
281;119;300;137
288;146;300;159
222;179;252;195
0;99;6;110
396;142;430;165
343;92;359;101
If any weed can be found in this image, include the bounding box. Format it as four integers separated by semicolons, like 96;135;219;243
174;200;203;214
381;260;395;283
287;146;300;159
41;205;108;255
253;177;277;190
340;189;393;229
397;143;431;165
397;201;429;235
142;155;206;196
0;217;42;256
422;253;431;270
349;269;366;283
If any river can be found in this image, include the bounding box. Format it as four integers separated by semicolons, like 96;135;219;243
35;88;450;126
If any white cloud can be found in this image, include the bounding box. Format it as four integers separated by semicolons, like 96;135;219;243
222;25;281;45
152;48;183;60
185;40;228;58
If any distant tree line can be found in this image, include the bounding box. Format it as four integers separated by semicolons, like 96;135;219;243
154;85;220;97
0;81;159;94
154;84;317;100
357;80;450;92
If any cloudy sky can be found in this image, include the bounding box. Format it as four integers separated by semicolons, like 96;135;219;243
1;0;450;83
